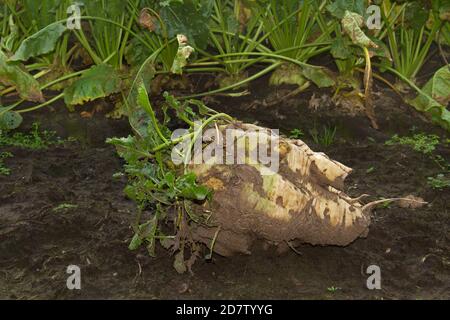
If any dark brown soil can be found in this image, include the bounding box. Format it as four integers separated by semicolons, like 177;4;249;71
0;74;449;299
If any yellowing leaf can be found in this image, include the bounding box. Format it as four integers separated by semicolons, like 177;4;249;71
341;11;378;48
302;65;336;88
0;51;43;102
64;64;122;106
171;34;195;75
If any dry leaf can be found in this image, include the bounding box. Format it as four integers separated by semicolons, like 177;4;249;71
139;9;157;32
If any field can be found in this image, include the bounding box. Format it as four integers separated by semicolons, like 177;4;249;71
1;71;449;299
0;0;449;300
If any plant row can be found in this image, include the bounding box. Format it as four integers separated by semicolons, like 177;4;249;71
0;0;449;131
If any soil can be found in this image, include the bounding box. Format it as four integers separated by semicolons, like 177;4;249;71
0;71;449;300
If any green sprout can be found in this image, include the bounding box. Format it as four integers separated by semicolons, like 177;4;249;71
310;125;337;147
385;133;440;155
289;128;305;139
427;174;450;190
53;204;79;212
0;151;13;176
0;123;62;150
327;286;341;293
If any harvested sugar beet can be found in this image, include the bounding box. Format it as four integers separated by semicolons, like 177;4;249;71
188;123;372;256
110;90;425;272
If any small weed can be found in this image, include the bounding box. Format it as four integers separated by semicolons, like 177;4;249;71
0;166;10;176
366;166;375;174
385;133;440;155
53;204;79;212
433;155;450;172
289;128;305;139
310;125;337;147
380;200;393;209
386;133;449;188
427;174;450;190
327;286;341;293
0;152;13;176
0;123;62;150
112;172;126;179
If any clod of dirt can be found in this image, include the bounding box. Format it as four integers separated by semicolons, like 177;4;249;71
189;123;374;256
397;195;426;209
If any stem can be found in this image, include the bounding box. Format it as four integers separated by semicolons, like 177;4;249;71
183;113;233;166
41;70;84;90
139;86;169;144
17;93;65;113
179;62;281;100
355;67;404;102
151;113;233;153
380;65;440;113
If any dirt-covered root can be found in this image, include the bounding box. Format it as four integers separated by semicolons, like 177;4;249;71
189;123;372;256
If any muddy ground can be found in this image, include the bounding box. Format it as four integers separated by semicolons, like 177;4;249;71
0;72;449;300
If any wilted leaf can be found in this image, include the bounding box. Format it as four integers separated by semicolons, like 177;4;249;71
171;35;195;75
139;9;157;32
341;11;378;48
0;51;43;102
10;23;67;62
302;65;336;88
64;64;122;106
